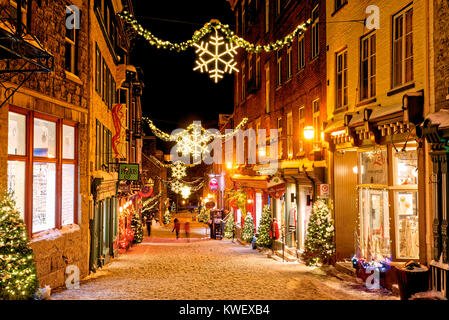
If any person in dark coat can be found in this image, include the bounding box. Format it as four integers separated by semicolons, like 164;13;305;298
146;216;153;237
172;218;181;240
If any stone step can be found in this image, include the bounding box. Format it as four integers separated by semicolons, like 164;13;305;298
274;250;297;262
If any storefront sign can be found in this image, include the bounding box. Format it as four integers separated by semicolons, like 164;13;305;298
320;184;330;199
209;178;218;191
119;163;140;181
118;182;131;193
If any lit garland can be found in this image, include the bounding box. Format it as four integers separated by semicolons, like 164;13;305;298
143;116;248;142
118;11;311;54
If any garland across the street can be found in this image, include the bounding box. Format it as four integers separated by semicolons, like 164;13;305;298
118;11;311;53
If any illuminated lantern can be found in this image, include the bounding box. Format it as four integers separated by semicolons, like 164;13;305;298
303;126;315;141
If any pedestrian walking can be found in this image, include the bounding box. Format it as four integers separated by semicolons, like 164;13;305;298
146;217;153;237
172;218;181;240
184;221;191;242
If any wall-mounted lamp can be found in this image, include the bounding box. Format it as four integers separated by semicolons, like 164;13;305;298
304;126;315;141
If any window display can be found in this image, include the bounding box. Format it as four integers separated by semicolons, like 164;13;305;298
8;112;26;156
34;118;56;158
359;150;388;185
63;125;75;159
62;164;75;226
359;188;391;260
7;161;26;220
33;162;56;233
394;191;419;259
394;148;418;185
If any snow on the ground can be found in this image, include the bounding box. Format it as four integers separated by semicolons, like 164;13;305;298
50;213;397;300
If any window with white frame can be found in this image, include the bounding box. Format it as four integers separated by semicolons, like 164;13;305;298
297;34;305;71
248;54;253;81
336;50;348;108
256;53;261;87
361;32;376;100
311;6;320;59
393;5;413;88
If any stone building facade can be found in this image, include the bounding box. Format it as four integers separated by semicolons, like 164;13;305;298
0;0;90;288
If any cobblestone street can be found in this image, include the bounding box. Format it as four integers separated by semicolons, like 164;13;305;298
51;213;397;300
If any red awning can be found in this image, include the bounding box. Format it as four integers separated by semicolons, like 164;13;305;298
268;183;286;199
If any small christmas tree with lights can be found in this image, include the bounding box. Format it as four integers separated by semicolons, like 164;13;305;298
241;213;255;243
163;208;171;225
0;193;39;300
198;207;210;223
130;213;143;244
256;205;273;247
224;212;235;239
302;199;336;266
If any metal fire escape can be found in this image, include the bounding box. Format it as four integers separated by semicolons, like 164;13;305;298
0;0;54;108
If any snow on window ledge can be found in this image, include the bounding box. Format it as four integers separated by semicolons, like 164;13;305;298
31;224;81;243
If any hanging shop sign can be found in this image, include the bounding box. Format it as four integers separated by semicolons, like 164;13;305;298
119;163;140;181
118;182;131;193
209;178;219;191
320;184;330;199
267;176;286;199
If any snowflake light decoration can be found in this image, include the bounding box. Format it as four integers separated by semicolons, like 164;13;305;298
170;180;184;194
181;185;191;199
171;161;187;180
175;121;213;160
193;28;239;83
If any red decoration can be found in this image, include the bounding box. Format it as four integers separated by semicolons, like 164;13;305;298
270;219;280;240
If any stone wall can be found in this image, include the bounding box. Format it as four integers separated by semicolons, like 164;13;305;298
434;0;449;111
0;0;90;289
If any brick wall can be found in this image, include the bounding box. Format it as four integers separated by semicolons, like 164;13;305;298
434;0;449;111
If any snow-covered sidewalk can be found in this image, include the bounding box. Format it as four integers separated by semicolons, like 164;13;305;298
51;213;397;300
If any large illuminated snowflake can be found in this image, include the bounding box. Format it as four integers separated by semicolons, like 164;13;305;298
171;161;187;180
170;180;184;194
175;122;213;160
193;28;239;83
181;185;191;199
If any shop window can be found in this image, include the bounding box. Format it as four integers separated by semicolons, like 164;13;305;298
358;150;388;185
33;162;57;233
359;188;391;260
34;118;56;158
7;161;26;220
236;209;242;227
256;193;263;229
7;110;78;235
393;148;419;259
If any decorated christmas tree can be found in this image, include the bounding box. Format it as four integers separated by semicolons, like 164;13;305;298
241;213;255;243
198;207;210;223
302;199;336;266
0;193;39;300
256;205;273;247
223;211;235;239
130;213;143;244
163;208;171;225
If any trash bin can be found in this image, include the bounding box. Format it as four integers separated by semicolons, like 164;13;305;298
396;263;429;300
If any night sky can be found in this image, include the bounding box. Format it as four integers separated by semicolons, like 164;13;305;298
130;0;235;141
